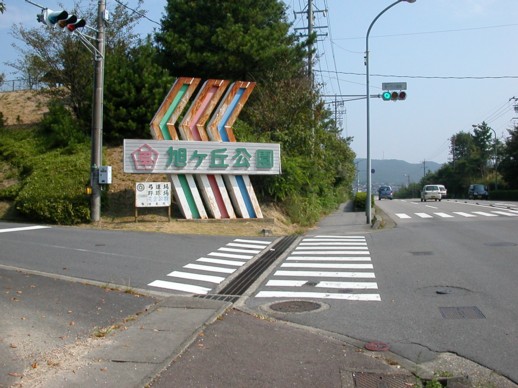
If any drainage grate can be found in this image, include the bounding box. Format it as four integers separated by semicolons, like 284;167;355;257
194;294;239;303
439;306;485;319
217;235;298;296
352;372;415;388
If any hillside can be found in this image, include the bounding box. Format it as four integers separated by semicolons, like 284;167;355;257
355;158;443;188
0;90;49;125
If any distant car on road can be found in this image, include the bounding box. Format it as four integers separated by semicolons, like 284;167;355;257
436;184;447;199
421;184;441;202
468;184;489;200
378;186;393;200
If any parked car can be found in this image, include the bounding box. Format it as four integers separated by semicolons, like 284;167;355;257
378;185;393;200
421;184;441;202
468;184;489;200
436;184;447;199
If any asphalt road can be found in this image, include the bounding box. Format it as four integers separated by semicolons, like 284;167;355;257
244;198;518;383
1;200;517;385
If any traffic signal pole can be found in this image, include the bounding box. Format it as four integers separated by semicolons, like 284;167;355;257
90;0;106;222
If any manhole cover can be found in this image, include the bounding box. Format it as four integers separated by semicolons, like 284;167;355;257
416;285;472;297
364;341;390;351
269;300;322;313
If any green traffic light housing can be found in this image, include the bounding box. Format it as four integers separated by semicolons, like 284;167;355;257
382;90;406;101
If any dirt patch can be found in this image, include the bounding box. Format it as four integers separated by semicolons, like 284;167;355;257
0;90;50;126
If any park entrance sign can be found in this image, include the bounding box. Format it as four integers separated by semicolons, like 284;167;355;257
123;77;281;220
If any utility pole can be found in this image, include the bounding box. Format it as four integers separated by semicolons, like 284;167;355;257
90;0;106;222
293;1;328;86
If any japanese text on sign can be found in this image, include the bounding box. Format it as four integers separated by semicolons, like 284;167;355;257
123;140;281;175
135;182;171;208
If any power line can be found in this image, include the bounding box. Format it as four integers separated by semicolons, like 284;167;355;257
335;23;518;41
113;0;160;26
316;70;518;80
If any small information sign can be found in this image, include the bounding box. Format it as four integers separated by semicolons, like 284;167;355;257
135;182;172;222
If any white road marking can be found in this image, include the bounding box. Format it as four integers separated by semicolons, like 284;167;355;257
183;263;235;274
473;211;498;217
274;270;375;278
0;225;51;233
396;213;411;219
208;252;253;259
299;241;367;246
453;212;477;217
197;257;246;266
491;211;518;217
265;280;378;289
218;247;262;254
255;291;381;301
415;213;433;218
148;280;211;294
291;250;370;255
167;270;225;283
281;263;373;269
435;212;453;218
286;256;371;261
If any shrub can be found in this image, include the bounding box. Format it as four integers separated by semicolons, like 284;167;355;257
14;147;90;224
354;192;374;211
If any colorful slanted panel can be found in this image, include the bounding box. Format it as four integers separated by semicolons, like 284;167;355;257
149;77;207;219
150;77;263;219
178;80;236;219
207;81;263;218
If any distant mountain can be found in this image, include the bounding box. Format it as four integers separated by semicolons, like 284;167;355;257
354;159;443;189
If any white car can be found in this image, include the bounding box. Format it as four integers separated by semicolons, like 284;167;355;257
436;184;447;199
421;185;442;202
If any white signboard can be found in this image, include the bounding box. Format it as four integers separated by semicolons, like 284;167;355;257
382;82;407;91
123;139;281;175
135;182;171;208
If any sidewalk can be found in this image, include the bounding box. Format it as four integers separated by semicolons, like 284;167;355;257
4;203;517;388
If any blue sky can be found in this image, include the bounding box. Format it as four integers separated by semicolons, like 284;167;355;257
2;1;518;165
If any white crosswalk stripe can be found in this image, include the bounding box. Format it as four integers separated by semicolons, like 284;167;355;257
395;210;518;219
148;238;271;294
255;235;381;302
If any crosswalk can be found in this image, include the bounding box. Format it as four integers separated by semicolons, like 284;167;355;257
254;235;381;301
395;209;518;220
148;238;272;294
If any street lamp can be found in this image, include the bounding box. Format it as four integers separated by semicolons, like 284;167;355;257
365;0;416;224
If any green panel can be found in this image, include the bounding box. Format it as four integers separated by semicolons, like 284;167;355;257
178;174;200;219
159;84;189;140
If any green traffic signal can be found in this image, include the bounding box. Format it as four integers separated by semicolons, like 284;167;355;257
381;91;406;101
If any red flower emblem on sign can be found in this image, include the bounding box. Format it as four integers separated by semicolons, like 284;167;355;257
131;144;159;171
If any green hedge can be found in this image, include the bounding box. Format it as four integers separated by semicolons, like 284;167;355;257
14;148;90;225
353;192;374;211
489;190;518;201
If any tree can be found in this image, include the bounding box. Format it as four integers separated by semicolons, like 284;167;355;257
499;124;518;189
155;0;307;81
0;3;5;13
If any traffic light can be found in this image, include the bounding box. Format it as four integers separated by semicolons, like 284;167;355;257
37;8;86;31
381;91;407;101
37;9;68;27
